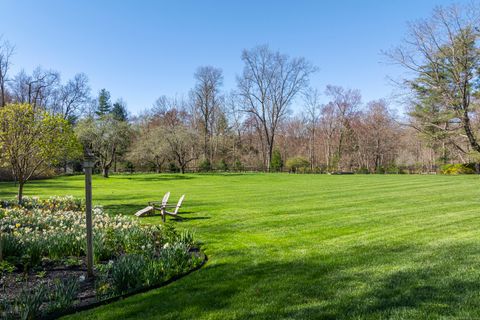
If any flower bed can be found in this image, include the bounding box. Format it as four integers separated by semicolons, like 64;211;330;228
0;196;204;319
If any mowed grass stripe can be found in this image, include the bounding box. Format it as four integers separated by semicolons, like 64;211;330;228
1;173;480;319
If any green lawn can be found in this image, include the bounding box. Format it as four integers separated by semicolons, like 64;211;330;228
1;173;480;319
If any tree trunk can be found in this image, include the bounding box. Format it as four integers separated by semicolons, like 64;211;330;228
326;141;331;171
337;131;344;172
102;166;109;178
203;124;209;161
1;82;5;107
310;128;316;171
462;111;480;153
267;138;274;172
17;181;24;204
0;233;3;261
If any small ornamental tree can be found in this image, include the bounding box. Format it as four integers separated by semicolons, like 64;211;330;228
75;114;131;178
126;126;168;173
0;103;80;203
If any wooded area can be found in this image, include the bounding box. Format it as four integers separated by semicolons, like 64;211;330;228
1;4;480;190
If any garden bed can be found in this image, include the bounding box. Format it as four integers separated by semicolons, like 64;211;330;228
0;196;204;319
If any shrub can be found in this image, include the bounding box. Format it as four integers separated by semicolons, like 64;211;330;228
233;160;244;172
125;161;135;173
385;165;401;174
270;149;283;172
375;166;385;174
313;165;326;174
286;156;310;173
217;159;229;171
168;162;180;173
441;163;476;175
356;167;370;174
199;159;212;172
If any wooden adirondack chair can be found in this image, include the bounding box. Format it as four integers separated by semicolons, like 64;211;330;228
160;195;185;222
135;192;170;217
149;191;170;210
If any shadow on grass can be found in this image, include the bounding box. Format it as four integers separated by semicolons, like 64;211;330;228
116;174;197;182
130;213;211;222
70;243;480;319
170;216;211;222
102;204;145;215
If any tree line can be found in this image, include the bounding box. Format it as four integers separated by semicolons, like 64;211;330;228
1;3;480;200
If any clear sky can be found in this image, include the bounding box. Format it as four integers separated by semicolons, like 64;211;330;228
1;0;469;115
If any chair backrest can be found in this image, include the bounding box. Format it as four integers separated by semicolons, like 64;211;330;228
162;192;170;206
173;195;185;215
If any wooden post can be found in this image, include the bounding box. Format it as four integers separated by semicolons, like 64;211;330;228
0;233;3;261
84;148;95;278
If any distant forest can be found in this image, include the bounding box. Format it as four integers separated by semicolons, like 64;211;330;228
1;3;480;182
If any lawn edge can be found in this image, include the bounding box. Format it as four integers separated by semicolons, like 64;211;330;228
41;252;208;320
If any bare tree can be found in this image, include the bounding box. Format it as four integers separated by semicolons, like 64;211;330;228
302;88;322;169
324;85;362;171
319;102;337;170
51;73;91;121
237;45;316;169
353;100;399;172
0;36;14;107
225;92;245;165
10;67;59;110
191;66;224;162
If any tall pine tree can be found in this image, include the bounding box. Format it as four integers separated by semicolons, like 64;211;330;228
96;89;111;116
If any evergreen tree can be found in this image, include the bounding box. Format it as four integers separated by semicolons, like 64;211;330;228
270;149;283;172
111;99;128;121
96;88;111;116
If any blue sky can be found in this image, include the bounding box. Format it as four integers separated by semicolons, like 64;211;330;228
1;0;468;115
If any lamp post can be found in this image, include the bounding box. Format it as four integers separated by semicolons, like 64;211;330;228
84;147;95;278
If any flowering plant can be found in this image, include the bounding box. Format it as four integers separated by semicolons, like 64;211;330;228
0;196;202;319
0;196;193;265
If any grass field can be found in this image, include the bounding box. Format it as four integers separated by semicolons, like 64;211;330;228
1;173;480;319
